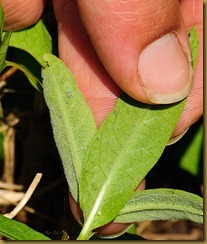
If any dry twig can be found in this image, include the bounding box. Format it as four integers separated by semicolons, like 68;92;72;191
3;173;42;219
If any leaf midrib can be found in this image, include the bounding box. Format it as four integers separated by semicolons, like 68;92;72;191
51;67;79;180
85;104;152;225
99;103;152;186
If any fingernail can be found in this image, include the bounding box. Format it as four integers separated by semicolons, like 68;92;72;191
138;33;193;104
167;127;190;146
97;224;134;239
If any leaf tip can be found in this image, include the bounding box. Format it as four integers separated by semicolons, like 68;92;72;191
42;53;55;68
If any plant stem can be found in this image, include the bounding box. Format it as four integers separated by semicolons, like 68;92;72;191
76;226;94;240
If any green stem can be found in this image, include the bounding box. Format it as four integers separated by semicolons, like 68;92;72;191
5;60;43;93
76;226;94;240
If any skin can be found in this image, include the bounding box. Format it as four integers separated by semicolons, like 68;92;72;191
0;0;202;237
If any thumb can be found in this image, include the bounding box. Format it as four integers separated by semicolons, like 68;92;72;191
77;0;193;104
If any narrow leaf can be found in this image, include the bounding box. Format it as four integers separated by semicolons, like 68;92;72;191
0;30;12;72
114;189;203;224
0;4;4;41
79;97;186;237
78;27;199;238
180;123;203;176
0;214;50;240
188;26;199;70
5;58;43;94
42;53;97;201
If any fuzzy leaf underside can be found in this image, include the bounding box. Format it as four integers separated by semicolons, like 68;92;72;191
114;188;203;224
79;97;186;234
42;53;97;201
78;27;200;237
0;214;50;240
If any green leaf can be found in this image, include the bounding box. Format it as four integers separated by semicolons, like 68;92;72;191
0;5;11;72
77;27;199;239
0;214;50;240
5;59;43;94
0;17;52;91
0;4;4;40
0;30;11;72
188;26;199;70
179;124;203;176
126;224;137;235
4;20;52;92
0;8;51;91
42;53;97;201
78;97;186;239
8;20;52;67
114;189;203;224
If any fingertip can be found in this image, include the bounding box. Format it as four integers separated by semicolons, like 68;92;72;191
77;0;194;105
1;0;46;30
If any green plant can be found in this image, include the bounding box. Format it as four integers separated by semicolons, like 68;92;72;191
0;4;202;241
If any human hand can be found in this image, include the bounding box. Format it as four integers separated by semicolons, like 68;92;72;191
51;0;203;138
1;0;203;237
